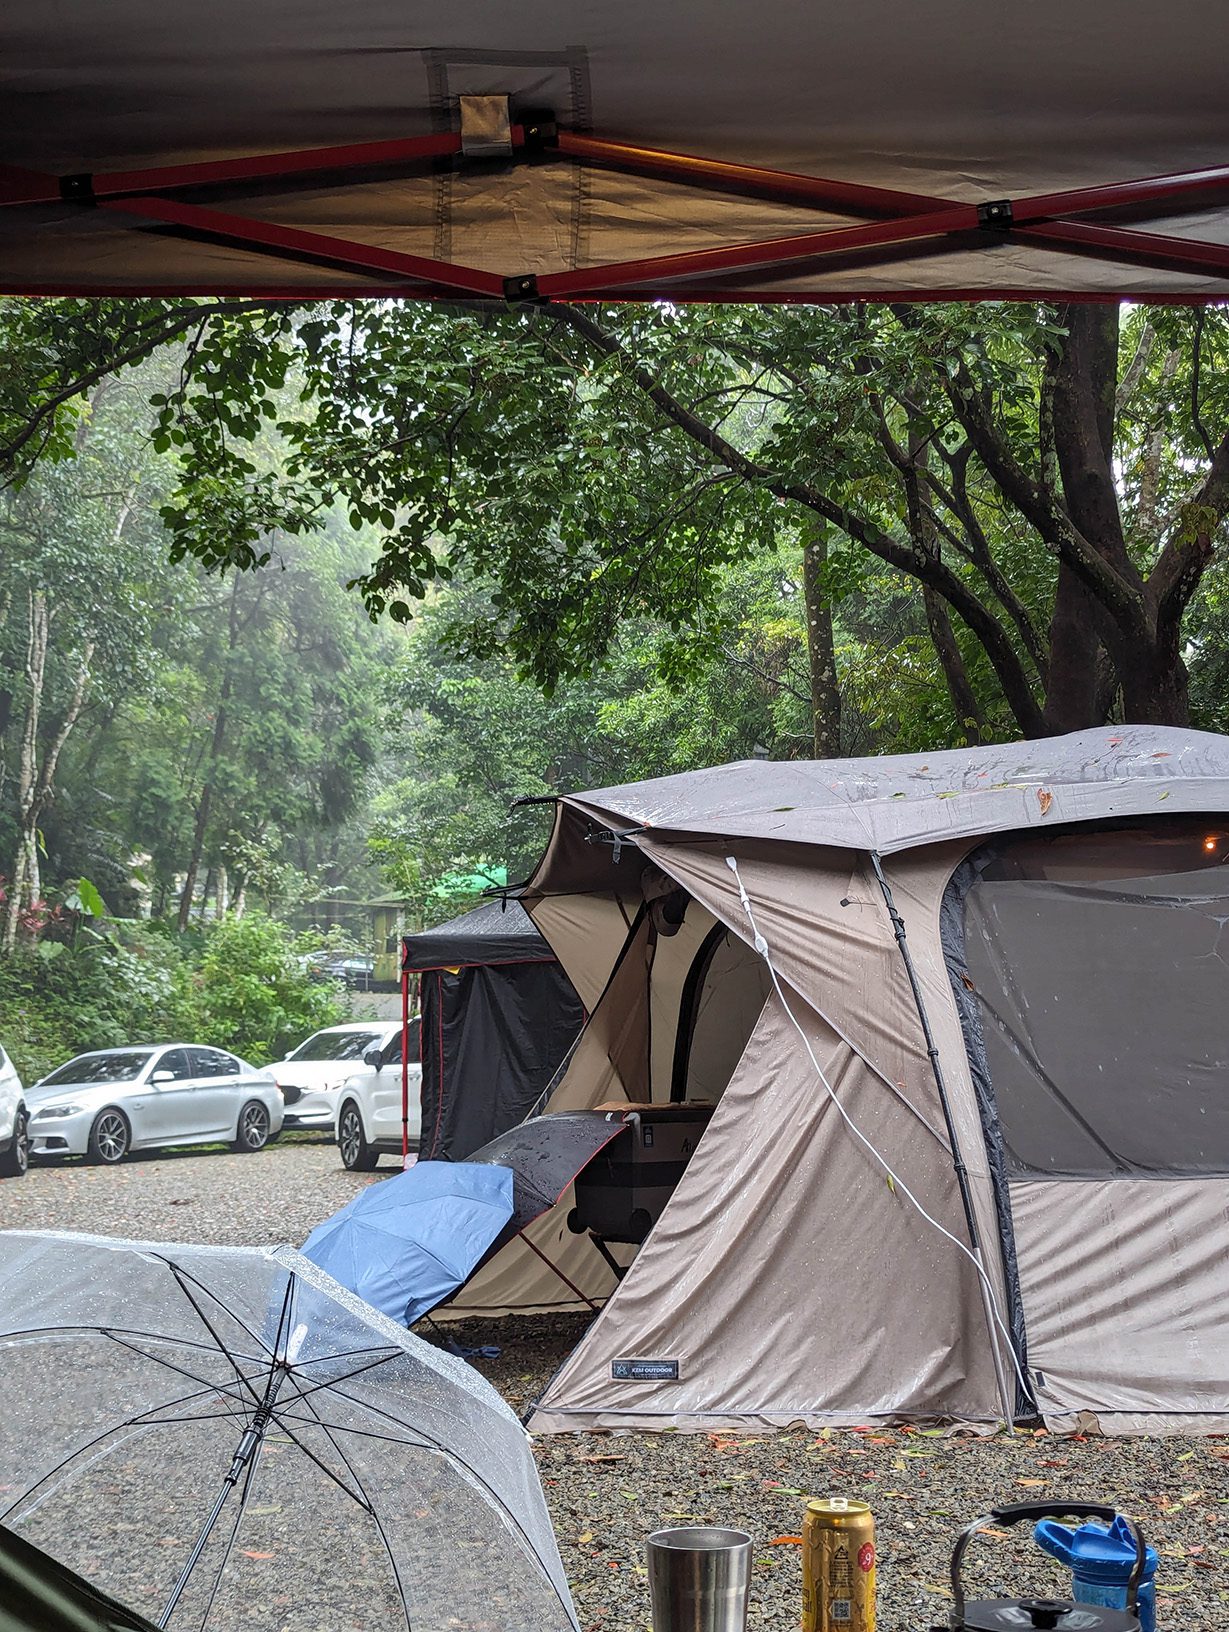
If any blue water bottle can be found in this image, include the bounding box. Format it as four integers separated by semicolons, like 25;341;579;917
1034;1514;1157;1632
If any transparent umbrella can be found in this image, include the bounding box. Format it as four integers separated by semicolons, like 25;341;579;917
0;1231;577;1632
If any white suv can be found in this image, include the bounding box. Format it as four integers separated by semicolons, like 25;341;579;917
271;1022;405;1133
0;1044;28;1178
334;1018;422;1171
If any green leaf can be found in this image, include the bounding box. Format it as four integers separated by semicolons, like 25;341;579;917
69;877;108;919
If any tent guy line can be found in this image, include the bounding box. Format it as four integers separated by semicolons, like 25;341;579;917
724;850;1028;1419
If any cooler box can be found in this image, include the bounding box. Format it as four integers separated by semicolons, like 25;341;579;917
568;1104;714;1244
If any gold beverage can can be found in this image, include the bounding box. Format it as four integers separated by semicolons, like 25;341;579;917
801;1498;875;1632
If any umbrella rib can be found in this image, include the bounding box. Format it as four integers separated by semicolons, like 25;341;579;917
162;1258;286;1371
1;1322;265;1366
267;1411;427;1446
326;1385;578;1627
0;1413;193;1527
279;1349;403;1405
162;1264;275;1408
101;1331;263;1417
290;1342;405;1369
290;1387;414;1632
261;1400;373;1513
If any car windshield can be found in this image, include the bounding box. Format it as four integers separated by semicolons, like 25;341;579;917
41;1050;154;1086
287;1031;382;1063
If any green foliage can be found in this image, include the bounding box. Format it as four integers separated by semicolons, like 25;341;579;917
172;914;346;1064
0;922;184;1083
64;877;107;919
0;914;346;1082
367;561;814;912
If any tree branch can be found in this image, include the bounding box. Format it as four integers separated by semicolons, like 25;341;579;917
0;300;280;478
549;303;1046;737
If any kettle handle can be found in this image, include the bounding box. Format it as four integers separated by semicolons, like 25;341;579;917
948;1502;1147;1628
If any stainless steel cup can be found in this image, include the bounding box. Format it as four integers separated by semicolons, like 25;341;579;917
646;1526;753;1632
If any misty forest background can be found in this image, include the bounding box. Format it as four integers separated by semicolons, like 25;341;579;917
4;296;1229;1078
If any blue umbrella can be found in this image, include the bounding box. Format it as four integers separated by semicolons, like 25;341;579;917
301;1161;515;1326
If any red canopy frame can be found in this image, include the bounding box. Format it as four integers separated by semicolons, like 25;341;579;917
4;121;1229;301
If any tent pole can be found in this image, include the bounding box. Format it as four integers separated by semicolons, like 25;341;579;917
516;1230;602;1313
868;851;1017;1427
401;964;411;1170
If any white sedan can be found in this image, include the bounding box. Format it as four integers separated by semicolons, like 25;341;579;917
0;1042;28;1179
26;1045;283;1165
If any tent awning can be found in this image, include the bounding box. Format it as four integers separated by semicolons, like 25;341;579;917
402;898;557;973
5;1;1229;300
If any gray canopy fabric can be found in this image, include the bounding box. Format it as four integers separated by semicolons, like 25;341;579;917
441;725;1229;1435
3;2;1229;298
563;725;1229;856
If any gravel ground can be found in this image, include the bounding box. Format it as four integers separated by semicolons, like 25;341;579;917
0;1134;381;1245
3;1141;1226;1630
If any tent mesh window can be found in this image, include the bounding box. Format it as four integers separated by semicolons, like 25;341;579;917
956;816;1229;1179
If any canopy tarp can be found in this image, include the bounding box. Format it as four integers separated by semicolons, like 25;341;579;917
3;2;1229;300
401;898;555;973
540;725;1229;861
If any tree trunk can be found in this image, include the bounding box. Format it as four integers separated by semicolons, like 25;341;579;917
801;528;842;756
1047;303;1194;730
1119;646;1191;725
923;589;986;743
1041;564;1105;734
177;579;240;932
2;591;94;952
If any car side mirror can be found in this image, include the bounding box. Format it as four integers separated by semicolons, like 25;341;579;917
363;1046;383;1071
150;1069;174;1084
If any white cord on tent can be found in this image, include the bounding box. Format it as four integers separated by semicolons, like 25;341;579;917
723;854;1030;1409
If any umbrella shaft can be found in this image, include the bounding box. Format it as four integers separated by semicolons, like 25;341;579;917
157;1389;284;1627
157;1477;238;1628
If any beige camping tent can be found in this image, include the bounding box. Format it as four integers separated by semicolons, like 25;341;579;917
453;724;1229;1435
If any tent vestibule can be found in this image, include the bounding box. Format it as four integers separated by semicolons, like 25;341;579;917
449;726;1229;1435
401;898;584;1163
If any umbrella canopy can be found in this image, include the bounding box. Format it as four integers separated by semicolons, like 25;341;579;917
0;1523;161;1632
466;1113;629;1233
0;1231;576;1632
300;1162;515;1325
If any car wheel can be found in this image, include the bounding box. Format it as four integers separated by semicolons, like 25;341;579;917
0;1111;28;1178
88;1108;130;1165
233;1101;271;1153
338;1101;378;1172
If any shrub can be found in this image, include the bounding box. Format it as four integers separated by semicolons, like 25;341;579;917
0;913;346;1081
172;913;347;1064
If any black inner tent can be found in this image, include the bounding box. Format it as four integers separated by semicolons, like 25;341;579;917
404;899;584;1161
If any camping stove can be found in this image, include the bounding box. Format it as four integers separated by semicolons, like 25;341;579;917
932;1503;1145;1632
